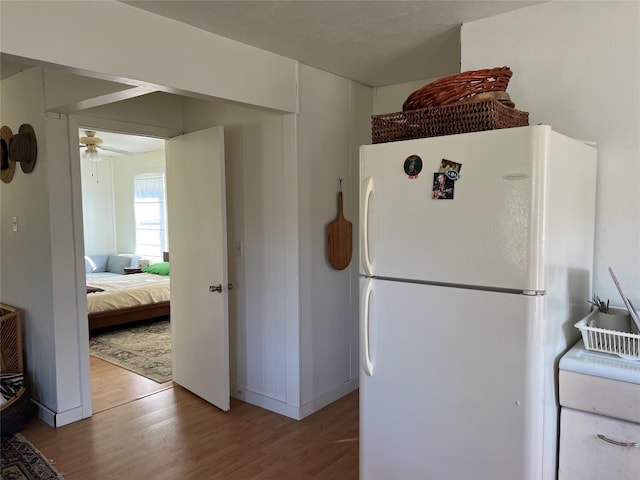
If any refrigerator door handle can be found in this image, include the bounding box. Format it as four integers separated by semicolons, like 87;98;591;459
362;176;374;276
361;278;374;376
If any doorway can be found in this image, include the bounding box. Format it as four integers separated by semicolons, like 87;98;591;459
78;128;174;412
71;92;292;422
76;121;233;415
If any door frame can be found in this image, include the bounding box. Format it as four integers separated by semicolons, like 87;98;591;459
69;114;182;417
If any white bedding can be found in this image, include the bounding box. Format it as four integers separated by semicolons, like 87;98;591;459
86;272;170;314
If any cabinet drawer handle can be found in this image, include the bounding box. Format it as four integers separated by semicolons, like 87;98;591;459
597;434;640;448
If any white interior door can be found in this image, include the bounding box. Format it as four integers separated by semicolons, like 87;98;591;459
165;126;230;411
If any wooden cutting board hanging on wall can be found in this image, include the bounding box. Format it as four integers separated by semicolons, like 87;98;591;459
327;180;353;270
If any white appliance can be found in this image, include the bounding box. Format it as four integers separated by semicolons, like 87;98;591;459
359;125;597;480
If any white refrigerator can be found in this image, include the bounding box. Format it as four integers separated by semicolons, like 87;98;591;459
359;125;597;480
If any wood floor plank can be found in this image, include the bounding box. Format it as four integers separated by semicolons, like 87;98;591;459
20;385;359;479
90;356;173;413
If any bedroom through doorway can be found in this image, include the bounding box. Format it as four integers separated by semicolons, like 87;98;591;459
79;128;174;412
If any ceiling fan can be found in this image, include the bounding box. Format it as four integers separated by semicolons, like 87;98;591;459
79;130;133;161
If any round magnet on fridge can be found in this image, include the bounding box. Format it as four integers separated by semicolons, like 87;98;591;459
403;154;423;179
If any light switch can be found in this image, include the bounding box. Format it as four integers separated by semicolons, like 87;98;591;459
11;216;17;232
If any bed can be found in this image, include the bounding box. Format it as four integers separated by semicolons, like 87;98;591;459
85;254;170;331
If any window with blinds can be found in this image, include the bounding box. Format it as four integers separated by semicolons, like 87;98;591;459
134;173;167;263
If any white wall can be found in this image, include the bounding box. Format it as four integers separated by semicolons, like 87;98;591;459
1;68;88;425
461;1;640;311
81;157;116;255
1;68;56;407
297;64;371;414
373;77;441;115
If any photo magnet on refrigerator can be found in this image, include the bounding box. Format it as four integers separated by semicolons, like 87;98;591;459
403;154;423;179
432;159;462;200
432;172;455;199
439;159;462;180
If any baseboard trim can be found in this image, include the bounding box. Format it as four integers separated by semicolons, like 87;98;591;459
31;399;55;427
299;379;359;419
231;378;358;421
31;399;85;428
55;405;84;427
231;385;301;420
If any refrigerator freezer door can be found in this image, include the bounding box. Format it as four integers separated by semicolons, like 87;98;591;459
360;278;549;480
360;126;549;292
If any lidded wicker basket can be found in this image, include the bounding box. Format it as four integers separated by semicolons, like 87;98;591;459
403;66;513;111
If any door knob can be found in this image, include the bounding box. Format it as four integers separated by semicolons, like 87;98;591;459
210;284;233;293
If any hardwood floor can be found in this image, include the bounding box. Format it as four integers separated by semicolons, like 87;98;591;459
90;356;173;413
20;361;359;479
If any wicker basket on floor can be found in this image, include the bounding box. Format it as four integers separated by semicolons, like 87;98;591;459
372;98;529;144
1;303;32;436
403;66;513;111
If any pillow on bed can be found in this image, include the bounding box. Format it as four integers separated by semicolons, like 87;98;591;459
106;254;138;274
143;262;170;276
85;254;108;273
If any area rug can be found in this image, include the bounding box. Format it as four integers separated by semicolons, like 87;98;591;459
1;433;64;479
89;318;172;383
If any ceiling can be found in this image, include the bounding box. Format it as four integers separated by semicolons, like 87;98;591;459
1;1;544;86
122;0;543;87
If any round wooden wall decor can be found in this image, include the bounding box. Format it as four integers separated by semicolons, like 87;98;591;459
1;125;16;184
10;124;37;174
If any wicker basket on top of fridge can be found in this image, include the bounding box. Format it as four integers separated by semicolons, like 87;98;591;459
372;66;529;144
